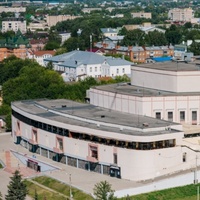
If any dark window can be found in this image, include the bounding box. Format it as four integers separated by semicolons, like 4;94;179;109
180;111;185;121
192;111;197;121
168;112;173;121
183;153;186;162
156;112;161;119
113;153;117;164
90;146;98;160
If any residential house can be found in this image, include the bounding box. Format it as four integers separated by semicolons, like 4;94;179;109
27;21;49;32
100;27;121;37
29;38;48;52
44;50;133;81
59;32;71;45
28;50;55;66
95;42;174;63
0;30;30;61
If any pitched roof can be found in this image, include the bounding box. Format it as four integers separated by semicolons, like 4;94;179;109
45;50;105;65
34;50;55;56
105;57;133;66
45;50;133;67
0;30;30;49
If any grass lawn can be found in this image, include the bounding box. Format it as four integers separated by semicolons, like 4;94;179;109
24;180;67;200
119;183;200;200
32;176;94;200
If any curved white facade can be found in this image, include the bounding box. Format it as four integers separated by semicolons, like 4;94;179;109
11;99;197;181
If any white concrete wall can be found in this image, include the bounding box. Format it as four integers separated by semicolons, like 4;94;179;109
12;113;190;181
89;88;200;125
131;66;200;93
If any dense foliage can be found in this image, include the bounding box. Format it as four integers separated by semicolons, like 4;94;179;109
0;56;130;130
5;170;28;200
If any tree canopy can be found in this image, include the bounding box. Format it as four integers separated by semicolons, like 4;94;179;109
5;170;28;200
93;180;116;200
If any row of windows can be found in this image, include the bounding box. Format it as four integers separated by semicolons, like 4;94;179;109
12;110;176;150
155;110;197;123
89;67;125;74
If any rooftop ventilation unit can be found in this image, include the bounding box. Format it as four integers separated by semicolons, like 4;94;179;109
62;105;67;108
143;123;149;127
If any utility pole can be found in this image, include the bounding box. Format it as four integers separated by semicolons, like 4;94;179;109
90;35;92;52
195;155;198;184
69;173;72;200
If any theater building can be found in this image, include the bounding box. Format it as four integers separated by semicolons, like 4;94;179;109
12;99;197;181
89;62;200;126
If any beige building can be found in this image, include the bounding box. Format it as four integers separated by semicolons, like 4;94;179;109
131;12;152;19
2;17;26;34
46;15;81;27
27;21;49;32
168;8;194;22
82;8;102;14
0;6;26;13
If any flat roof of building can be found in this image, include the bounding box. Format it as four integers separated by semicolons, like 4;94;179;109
91;83;200;97
134;61;200;72
12;99;180;137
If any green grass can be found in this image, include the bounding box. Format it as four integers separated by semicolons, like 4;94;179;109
33;176;94;200
119;183;200;200
24;180;67;200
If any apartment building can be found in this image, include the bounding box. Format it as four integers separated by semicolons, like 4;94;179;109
46;15;81;27
168;8;194;22
2;17;26;34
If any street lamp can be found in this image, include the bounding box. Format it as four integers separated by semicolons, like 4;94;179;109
66;173;73;200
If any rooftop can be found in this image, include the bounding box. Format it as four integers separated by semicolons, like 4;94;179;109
91;82;200;97
12;99;180;137
135;61;200;72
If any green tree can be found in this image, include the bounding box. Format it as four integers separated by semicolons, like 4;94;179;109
93;180;116;200
0;192;3;200
122;29;145;46
44;41;60;50
146;30;167;46
62;37;78;52
5;170;28;200
3;65;66;105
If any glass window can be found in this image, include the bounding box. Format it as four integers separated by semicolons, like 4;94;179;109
168;112;173;121
156;112;161;119
90;146;98;159
90;67;92;72
113;153;117;164
180;111;185;121
192;111;197;121
116;69;119;74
